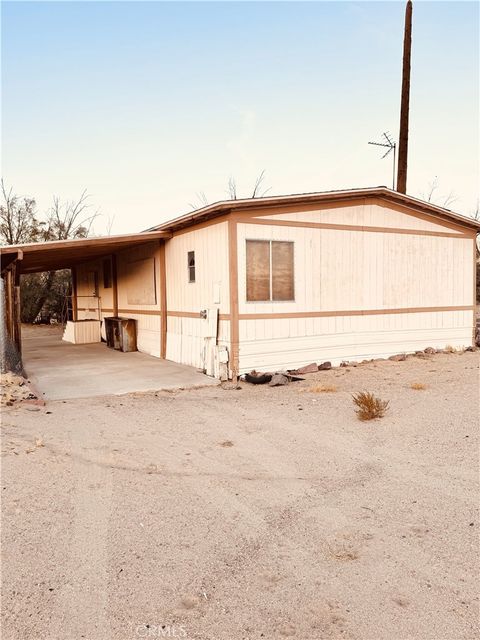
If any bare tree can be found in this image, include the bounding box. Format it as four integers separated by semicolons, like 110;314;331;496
188;191;209;211
0;180;41;245
422;177;458;208
190;171;271;210
251;170;271;199
105;214;116;236
47;190;98;240
1;182;99;323
227;176;237;201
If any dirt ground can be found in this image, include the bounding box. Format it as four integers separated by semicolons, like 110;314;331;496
1;351;479;640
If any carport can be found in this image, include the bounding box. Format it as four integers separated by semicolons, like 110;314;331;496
22;324;217;401
1;232;218;397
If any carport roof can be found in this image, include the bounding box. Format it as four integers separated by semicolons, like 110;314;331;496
1;230;170;274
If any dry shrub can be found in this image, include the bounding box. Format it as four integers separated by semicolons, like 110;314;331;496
444;345;456;353
309;384;338;393
410;382;427;391
352;391;389;421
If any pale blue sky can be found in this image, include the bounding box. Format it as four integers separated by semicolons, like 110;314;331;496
2;1;479;234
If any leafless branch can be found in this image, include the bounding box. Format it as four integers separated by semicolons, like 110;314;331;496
252;170;270;198
189;191;209;210
228;176;237;200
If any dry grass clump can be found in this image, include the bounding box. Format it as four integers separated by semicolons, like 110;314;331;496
444;345;457;353
309;384;338;393
352;391;389;421
410;382;427;391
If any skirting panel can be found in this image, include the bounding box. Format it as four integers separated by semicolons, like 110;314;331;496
238;310;473;373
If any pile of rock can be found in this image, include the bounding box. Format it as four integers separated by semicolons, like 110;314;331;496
1;372;38;407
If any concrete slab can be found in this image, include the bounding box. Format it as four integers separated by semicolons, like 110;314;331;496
21;325;218;401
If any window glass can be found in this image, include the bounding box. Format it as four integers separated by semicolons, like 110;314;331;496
246;240;294;302
246;240;270;301
272;241;294;301
188;251;195;283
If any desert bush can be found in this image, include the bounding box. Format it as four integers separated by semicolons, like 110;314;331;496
352;391;389;421
410;382;427;390
309;384;338;393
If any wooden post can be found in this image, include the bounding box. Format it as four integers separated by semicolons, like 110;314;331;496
159;241;167;359
228;216;239;379
397;0;413;194
4;269;13;344
111;254;119;317
13;265;22;356
71;266;78;321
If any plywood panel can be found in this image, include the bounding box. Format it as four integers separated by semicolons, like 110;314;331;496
116;242;161;312
125;258;156;305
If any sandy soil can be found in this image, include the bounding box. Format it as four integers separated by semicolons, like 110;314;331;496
1;351;479;640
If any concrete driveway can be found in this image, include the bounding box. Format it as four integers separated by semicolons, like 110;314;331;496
21;324;218;401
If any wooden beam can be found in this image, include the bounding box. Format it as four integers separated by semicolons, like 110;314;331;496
111;254;118;317
71;266;78;321
159;241;167;359
228;217;239;379
13;266;22;357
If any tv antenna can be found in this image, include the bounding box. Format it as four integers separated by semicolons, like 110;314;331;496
368;132;396;190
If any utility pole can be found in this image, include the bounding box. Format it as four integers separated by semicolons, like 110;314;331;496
397;0;412;194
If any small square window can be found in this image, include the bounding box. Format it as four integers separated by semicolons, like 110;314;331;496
188;251;195;283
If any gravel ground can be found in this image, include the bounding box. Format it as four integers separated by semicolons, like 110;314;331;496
1;351;479;640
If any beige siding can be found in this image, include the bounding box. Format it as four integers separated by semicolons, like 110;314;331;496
77;241;163;358
238;310;473;372
237;224;472;315
165;222;230;367
254;201;465;233
236;219;474;373
116;242;162;357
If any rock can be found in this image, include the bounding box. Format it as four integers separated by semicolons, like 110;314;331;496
318;361;332;371
291;363;318;374
424;347;436;354
269;373;290;387
389;354;407;362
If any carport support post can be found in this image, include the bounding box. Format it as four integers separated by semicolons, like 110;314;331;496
71;266;78;321
228;216;239;379
159;240;167;359
13;265;22;356
111;254;118;317
1;260;22;368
